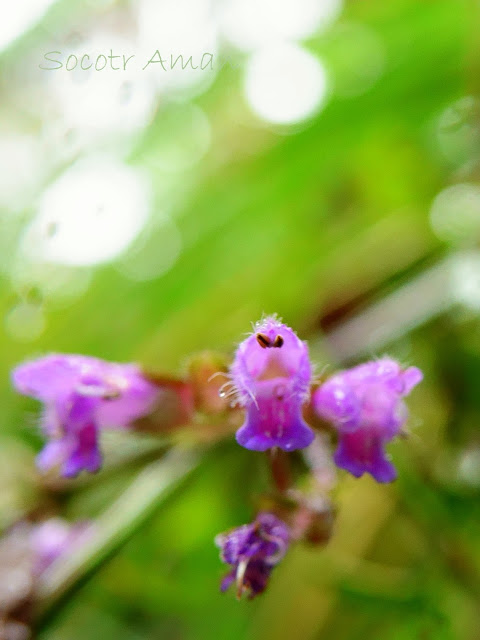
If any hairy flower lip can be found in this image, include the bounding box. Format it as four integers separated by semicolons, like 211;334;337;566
230;317;314;452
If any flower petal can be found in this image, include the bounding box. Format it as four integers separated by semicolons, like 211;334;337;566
334;430;397;483
236;400;314;451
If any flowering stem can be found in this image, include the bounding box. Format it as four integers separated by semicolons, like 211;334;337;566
34;445;203;629
268;448;292;493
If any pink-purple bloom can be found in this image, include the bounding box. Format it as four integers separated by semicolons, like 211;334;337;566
313;358;422;482
229;316;314;451
12;354;160;478
215;512;290;598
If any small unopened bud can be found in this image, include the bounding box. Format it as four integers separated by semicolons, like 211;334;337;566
215;512;290;599
187;352;230;414
134;374;194;435
288;494;335;546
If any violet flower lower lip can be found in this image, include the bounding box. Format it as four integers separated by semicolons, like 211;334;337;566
312;358;423;482
229;316;315;452
12;354;160;478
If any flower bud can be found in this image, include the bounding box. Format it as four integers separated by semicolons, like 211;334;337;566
215;512;290;599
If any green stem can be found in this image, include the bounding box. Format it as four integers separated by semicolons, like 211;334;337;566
34;445;202;627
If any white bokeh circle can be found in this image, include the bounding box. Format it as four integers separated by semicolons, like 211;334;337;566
245;43;328;125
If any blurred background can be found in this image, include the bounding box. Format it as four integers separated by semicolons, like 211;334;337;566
1;0;480;638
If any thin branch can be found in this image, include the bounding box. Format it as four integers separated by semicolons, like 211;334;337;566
34;445;203;625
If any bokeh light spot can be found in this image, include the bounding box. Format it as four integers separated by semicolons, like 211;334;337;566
0;0;55;52
220;0;343;51
22;156;151;267
436;96;480;167
245;43;328;125
10;260;92;308
450;251;480;312
0;134;43;210
430;183;480;245
137;0;218;96
46;33;157;143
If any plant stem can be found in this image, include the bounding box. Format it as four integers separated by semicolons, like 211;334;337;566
269;448;292;493
34;445;202;627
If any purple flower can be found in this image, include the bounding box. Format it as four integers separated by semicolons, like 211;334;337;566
12;354;160;477
215;512;290;599
313;358;423;483
30;518;92;576
229;316;314;451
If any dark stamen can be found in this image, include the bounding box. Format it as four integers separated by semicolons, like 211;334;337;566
272;335;284;348
256;333;271;348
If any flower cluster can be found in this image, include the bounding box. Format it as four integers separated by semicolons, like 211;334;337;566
228;317;422;482
11;315;423;600
214;317;422;595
